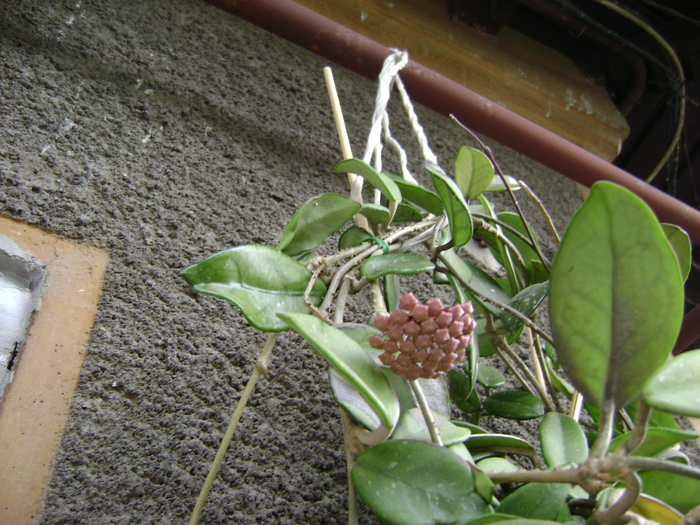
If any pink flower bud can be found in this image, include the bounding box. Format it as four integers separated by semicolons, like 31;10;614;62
390;363;406;376
411;303;430;322
426;298;444;317
398;293;419;311
441;337;459;353
387;325;404;342
415;334;432;350
435;310;453;328
405;365;423;381
384;341;399;355
379;352;395;366
433;328;450;344
399;340;416;354
420;318;439;334
449;321;464;337
413;349;429;362
389;309;410;326
368;334;385;349
404;320;421;337
374;315;391;332
396;353;412;367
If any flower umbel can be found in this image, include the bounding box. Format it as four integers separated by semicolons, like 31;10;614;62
369;293;477;381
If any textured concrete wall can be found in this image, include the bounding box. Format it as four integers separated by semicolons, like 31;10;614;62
0;0;583;523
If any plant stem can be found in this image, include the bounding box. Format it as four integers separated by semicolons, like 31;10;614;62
618;401;651;455
410;380;443;446
189;333;278;525
591;399;616;459
518;179;561;244
339;408;360;525
439;253;554;345
496;337;555;412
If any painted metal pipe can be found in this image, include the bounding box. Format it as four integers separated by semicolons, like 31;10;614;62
201;0;700;350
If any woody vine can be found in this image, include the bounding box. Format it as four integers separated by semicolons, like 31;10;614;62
181;54;700;525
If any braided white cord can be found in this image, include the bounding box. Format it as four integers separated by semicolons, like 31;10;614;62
362;50;436;193
395;75;437;165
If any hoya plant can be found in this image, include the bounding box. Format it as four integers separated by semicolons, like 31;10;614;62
181;61;699;525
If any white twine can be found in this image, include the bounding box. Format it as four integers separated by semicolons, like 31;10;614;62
360;49;437;195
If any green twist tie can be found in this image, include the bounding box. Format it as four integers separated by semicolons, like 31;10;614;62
363;237;390;255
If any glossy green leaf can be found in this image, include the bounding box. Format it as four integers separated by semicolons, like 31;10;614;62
448;368;480;413
352;440;491;525
359;203;391;224
501;281;549;343
329;367;381;430
383;373;451;419
426;162;474;248
639;469;700;513
497;212;549;285
454;146;495;200
278;313;399;428
484;175;521;192
276;193;361;255
466;433;536;457
539;413;588;468
549;182;684;407
661;223;691;282
629;493;685;525
391;408;472;445
333;158;402;203
643;349;700;417
609;427;698;457
181;244;326;332
477;365;505;388
338;323;381;348
360;253;433;281
392;202;424;223
385;172;444;215
496;483;571;521
338;225;371;250
483;390;545;420
476;457;519;475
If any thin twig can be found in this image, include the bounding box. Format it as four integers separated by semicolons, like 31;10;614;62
518;179;561;244
190;333;278;525
450;115;551;273
438;253;554;345
410;380;443;446
496;337;555;412
591;399;616;459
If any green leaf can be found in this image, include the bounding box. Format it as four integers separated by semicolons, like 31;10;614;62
391;408;472;446
454;146;495;200
484;175;521;192
352;440;491;525
466;433;536;457
539;413;589;468
483;390;545;420
392;202;424;223
661;223;691;282
181;244;326;332
501;281;549;343
549;181;684;407
329;367;381;430
278;313;399;428
496;483;571;521
639;469;700;513
426;162;474;248
338;225;371;250
476;365;505;388
643;349;700;417
448;368;480;413
333;158;402;203
385;172;444;215
609;427;698;457
359;253;434;281
383;373;451;419
359;203;391;224
476;457;519;475
277;193;361;256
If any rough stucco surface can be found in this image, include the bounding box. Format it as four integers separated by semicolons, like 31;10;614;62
0;0;588;523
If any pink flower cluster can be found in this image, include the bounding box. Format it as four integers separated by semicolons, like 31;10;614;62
368;293;477;381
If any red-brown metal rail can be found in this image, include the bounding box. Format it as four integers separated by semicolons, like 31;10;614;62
202;0;700;352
